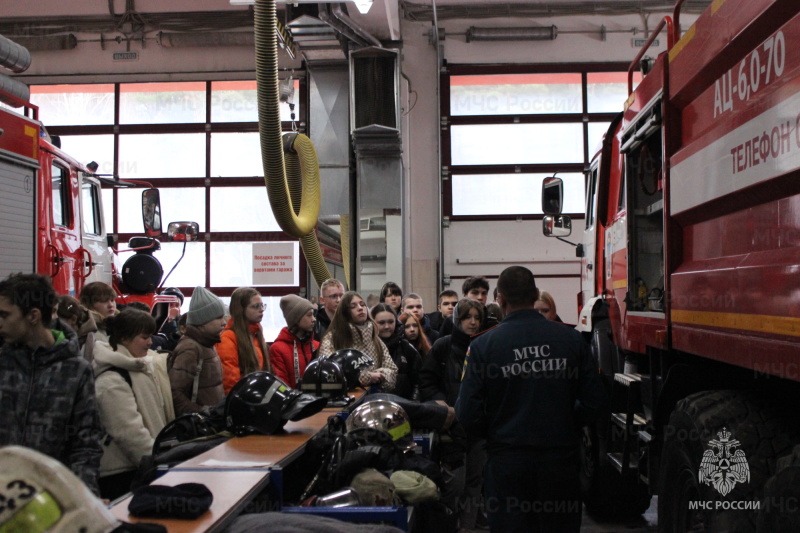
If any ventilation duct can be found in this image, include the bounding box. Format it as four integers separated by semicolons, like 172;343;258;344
350;47;400;131
13;34;78;52
0;34;31;73
0;72;31;106
466;25;558;42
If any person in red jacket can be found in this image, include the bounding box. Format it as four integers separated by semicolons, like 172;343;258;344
270;294;318;388
216;287;270;394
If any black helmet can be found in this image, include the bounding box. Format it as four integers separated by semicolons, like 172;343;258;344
327;349;375;390
161;286;185;304
225;371;328;436
300;358;348;399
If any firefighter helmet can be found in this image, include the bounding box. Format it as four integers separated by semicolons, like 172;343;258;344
345;399;415;451
327;349;375;389
300;358;348;399
0;446;118;533
225;371;327;436
161;286;185;304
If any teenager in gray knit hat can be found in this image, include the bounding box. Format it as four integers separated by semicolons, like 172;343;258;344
168;287;226;415
187;286;226;326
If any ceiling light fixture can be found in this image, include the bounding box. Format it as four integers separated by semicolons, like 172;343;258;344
352;0;373;14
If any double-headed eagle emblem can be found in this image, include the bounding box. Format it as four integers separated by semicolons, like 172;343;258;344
698;428;750;496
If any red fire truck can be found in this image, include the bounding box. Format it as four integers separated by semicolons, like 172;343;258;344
544;0;800;529
0;37;196;314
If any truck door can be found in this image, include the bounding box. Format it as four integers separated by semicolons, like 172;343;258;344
47;161;82;296
581;163;600;309
79;175;113;287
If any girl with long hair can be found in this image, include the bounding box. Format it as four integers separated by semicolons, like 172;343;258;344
216;287;270;393
398;311;432;358
371;303;422;400
319;291;397;391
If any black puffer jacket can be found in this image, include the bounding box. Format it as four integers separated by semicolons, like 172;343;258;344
418;323;472;407
313;306;332;346
0;325;103;495
379;326;422;400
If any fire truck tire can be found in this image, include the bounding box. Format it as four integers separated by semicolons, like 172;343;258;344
756;444;800;532
580;423;652;518
659;390;799;533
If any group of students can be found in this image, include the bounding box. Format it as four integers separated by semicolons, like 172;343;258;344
0;270;565;518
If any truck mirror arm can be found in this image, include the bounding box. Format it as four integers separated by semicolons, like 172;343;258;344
555;237;585;258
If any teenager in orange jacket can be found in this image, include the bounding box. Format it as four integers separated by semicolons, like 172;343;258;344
216;287;270;394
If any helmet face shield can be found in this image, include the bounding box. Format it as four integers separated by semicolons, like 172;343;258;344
345;399;415;451
225;372;327;435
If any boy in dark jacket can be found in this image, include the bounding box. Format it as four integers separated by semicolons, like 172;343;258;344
0;273;103;495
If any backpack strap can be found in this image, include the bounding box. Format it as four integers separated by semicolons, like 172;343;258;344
101;366;133;388
191;355;204;404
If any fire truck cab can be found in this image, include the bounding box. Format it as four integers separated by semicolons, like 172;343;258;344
1;94;114;297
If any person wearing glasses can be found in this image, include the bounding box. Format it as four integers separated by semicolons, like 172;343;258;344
216;287;271;394
314;278;345;342
319;291;397;391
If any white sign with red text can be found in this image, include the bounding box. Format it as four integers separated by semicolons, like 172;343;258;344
252;242;296;286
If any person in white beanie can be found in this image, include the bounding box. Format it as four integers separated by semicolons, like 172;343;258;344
168;286;226;415
269;294;319;388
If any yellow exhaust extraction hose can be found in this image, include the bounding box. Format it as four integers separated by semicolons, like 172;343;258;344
254;0;332;288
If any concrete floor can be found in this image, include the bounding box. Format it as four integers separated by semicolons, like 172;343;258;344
581;497;658;532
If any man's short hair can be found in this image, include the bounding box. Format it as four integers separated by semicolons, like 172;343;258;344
496;266;538;308
462;276;489;295
320;278;344;294
79;281;116;307
403;293;423;307
438;289;458;302
0;273;57;324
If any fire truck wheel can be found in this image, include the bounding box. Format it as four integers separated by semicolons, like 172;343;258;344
756;444;800;532
580;423;652;519
659;390;799;533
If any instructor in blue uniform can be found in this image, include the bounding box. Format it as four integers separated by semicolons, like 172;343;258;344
455;266;607;532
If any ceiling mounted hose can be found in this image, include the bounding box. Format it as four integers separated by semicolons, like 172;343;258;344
254;0;332;288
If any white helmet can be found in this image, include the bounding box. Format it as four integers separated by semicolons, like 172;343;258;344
0;446;119;533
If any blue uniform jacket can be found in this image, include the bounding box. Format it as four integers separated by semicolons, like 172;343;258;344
455;308;607;451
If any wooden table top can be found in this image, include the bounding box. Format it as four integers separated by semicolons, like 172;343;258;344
108;392;362;533
173;409;336;470
110;469;269;533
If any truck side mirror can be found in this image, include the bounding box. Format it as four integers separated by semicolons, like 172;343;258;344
543;215;572;238
142;189;162;237
167;221;200;242
541;176;563;215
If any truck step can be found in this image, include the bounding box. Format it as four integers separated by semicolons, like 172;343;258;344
611;412;647;428
613;373;642;387
607;452;638;474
